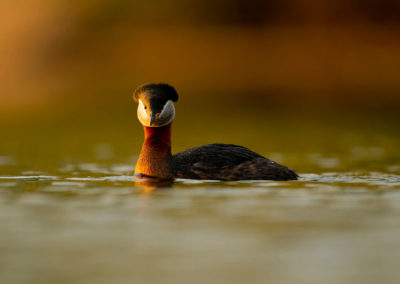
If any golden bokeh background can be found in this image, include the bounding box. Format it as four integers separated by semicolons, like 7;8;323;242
1;0;400;176
1;0;400;115
2;4;400;283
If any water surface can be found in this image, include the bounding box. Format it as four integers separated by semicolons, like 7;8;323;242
1;108;400;284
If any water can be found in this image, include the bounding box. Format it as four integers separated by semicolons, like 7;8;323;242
1;107;400;283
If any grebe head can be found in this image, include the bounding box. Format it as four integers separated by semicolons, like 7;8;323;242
133;83;179;127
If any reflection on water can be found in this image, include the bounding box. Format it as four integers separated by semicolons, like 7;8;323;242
134;177;175;194
1;168;400;284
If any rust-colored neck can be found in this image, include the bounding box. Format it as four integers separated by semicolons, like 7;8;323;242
134;124;174;180
143;124;172;149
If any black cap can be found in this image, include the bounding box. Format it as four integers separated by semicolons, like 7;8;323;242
133;83;179;103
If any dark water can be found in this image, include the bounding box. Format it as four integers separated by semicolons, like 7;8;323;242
1;107;400;283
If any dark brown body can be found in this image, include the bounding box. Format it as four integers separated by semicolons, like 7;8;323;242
135;124;298;181
172;144;297;181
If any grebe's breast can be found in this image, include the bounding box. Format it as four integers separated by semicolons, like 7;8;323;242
172;143;297;181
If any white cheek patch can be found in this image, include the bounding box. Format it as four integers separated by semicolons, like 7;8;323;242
138;99;148;118
138;99;149;125
159;100;175;124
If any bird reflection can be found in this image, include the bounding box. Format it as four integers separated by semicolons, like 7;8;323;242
134;176;174;194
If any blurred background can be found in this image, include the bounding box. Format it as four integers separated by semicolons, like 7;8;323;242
1;0;399;174
2;3;400;283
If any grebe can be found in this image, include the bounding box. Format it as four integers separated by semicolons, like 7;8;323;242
133;83;298;181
